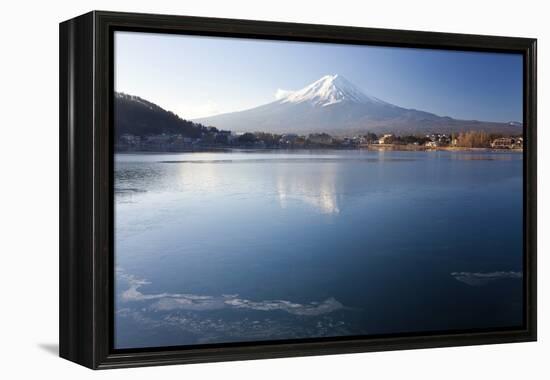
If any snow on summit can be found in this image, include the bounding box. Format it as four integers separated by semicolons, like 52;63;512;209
276;74;387;107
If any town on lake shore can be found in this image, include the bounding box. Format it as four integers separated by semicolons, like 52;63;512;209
116;130;523;153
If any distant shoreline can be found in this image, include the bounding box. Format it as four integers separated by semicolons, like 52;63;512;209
367;144;523;153
115;145;523;154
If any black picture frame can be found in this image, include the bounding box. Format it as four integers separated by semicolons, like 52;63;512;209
59;10;537;369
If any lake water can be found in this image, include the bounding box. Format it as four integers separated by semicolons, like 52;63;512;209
114;149;523;349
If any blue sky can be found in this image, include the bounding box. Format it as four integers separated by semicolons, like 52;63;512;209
115;31;523;122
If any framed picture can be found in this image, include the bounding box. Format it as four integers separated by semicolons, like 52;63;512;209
59;11;537;369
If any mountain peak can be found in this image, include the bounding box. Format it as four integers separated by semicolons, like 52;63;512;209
277;74;387;107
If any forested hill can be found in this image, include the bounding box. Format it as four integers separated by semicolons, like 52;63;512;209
115;92;215;138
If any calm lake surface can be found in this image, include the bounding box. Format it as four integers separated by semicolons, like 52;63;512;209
114;149;523;349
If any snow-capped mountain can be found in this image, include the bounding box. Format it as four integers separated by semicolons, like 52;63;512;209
195;74;522;135
277;74;388;107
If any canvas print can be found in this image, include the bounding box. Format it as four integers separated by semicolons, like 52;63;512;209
113;31;524;349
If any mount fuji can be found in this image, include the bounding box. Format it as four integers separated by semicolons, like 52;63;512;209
195;74;521;135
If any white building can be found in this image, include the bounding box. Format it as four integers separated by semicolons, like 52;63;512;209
378;134;394;144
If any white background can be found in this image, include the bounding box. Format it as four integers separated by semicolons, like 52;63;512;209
0;0;547;378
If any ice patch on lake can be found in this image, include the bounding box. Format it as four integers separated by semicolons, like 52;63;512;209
223;297;343;316
118;269;343;316
451;271;522;286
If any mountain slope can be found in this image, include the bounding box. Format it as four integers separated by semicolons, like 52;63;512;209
195;75;521;135
115;92;213;138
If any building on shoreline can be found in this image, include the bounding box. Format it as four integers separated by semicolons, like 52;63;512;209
425;141;441;148
491;137;523;149
307;133;334;145
378;134;394;145
425;133;451;146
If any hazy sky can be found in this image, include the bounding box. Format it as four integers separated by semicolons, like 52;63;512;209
115;31;523;122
